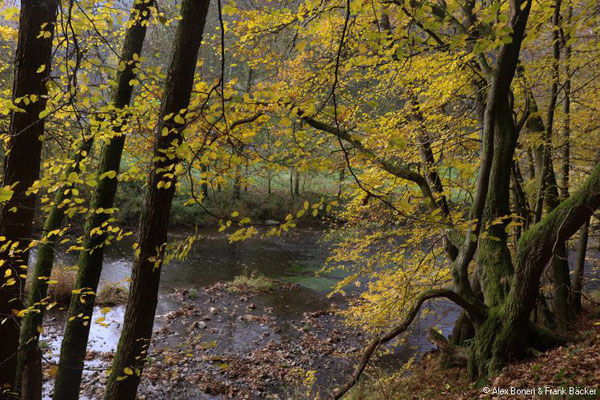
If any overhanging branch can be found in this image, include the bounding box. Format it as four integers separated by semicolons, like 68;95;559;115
333;288;487;399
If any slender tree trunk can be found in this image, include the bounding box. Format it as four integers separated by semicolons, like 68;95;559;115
289;167;295;199
526;149;536;180
294;169;300;196
105;1;210;398
560;3;572;200
16;136;93;399
511;161;530;240
572;217;590;311
53;4;152;399
244;160;249;193
0;1;57;395
267;167;272;194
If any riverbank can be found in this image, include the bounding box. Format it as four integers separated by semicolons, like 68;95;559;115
343;307;600;400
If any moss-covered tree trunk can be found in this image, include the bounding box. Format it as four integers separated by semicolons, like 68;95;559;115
0;1;57;395
104;1;210;398
470;161;600;378
16;136;93;399
52;3;152;399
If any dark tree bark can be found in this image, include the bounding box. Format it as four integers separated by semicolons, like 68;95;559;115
104;1;211;398
16;136;93;399
0;1;57;395
53;3;152;398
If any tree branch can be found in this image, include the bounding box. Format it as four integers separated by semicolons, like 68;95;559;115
299;114;437;205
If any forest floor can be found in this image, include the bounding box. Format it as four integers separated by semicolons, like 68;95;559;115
347;307;600;400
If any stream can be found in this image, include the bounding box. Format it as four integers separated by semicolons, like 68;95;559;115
39;227;461;398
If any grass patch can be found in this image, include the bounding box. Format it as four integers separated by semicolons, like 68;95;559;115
187;288;199;300
46;264;77;305
227;271;274;294
96;282;129;306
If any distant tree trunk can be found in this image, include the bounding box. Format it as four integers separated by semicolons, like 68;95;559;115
572;217;590;312
244;160;249;193
337;167;344;198
294;169;300;196
289;167;294;199
201;165;209;198
16;136;93;399
267;167;272;194
526;149;536;180
0;0;57;395
511;162;530;242
105;1;210;398
233;164;242;200
53;3;152;398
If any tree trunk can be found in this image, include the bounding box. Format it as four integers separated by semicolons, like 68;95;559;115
0;0;57;395
104;1;210;398
53;4;152;399
572;217;590;311
16;136;93;398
